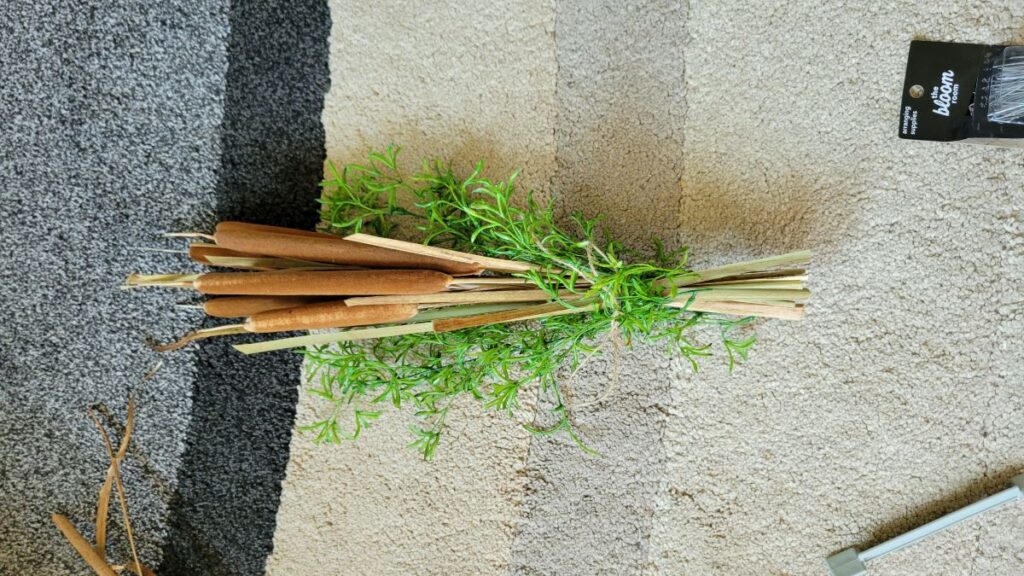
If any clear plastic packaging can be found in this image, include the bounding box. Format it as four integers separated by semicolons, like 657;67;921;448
987;46;1024;125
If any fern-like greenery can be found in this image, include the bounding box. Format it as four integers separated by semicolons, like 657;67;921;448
303;146;754;458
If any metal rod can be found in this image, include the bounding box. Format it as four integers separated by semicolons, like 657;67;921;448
826;475;1024;576
859;484;1021;562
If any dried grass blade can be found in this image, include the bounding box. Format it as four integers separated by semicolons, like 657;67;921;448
693;276;806;288
345;232;541;273
151;324;248;352
111;399;142;576
89;402;143;576
671;251;812;287
693;280;805;291
51;514;118;576
109;465;142;576
409;303;530;322
696;268;807;283
723;298;802;308
164;232;216;241
677;300;806;321
684;288;810;302
234;322;436;354
117;396;135;459
86;410;117;563
434;300;593;332
92;462;115;562
93;465;115;562
123;274;200;289
447;277;535;286
345;289;572;306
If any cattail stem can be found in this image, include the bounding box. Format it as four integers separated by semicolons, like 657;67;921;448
123;274;200;289
344;289;574;306
344;232;542;273
234;322;437;354
164;232;216;241
151;324;247;352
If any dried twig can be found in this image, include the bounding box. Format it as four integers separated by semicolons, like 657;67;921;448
53;365;161;575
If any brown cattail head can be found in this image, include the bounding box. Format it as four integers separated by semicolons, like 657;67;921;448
213;221;482;275
216;221;327;238
193;269;453;296
243;301;419;333
202;296;324;318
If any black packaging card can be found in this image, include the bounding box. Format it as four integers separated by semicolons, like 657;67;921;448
899;40;988;141
899;40;1024;145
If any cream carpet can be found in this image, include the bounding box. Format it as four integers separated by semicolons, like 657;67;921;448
268;2;1024;575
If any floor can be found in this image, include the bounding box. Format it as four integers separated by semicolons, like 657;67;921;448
3;2;1023;576
1;1;327;574
268;2;1024;576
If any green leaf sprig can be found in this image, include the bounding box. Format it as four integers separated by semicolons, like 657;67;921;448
305;146;753;458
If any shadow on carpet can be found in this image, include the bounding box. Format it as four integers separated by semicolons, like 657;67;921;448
159;1;330;573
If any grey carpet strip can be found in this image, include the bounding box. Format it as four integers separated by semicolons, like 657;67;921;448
0;1;229;574
507;1;689;574
0;1;330;575
158;0;330;574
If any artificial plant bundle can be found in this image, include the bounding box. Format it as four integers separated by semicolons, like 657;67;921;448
127;147;811;457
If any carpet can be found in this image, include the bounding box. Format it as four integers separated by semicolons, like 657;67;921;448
268;2;1024;575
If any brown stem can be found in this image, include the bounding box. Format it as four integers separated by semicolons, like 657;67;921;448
51;514;118;576
149;324;247;352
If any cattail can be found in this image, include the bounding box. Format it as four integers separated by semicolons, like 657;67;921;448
216;221;326;238
193;269;452;296
154;300;419;351
243;301;418;332
189;242;348;271
213;221;482;275
202;296;323;318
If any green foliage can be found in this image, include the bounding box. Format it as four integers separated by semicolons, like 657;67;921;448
305;146;754;458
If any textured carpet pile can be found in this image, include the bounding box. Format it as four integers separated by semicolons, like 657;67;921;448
269;2;1024;576
2;2;1023;575
0;1;327;574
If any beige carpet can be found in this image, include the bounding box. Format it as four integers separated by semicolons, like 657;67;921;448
268;2;1024;575
266;3;554;575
